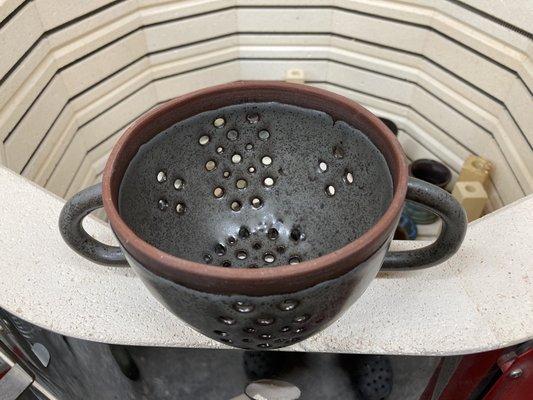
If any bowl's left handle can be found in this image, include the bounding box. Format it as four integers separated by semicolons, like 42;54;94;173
59;183;128;266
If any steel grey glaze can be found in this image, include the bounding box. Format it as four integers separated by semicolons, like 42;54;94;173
118;102;393;268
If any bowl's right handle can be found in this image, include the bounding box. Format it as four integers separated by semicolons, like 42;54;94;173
59;184;127;266
382;177;467;271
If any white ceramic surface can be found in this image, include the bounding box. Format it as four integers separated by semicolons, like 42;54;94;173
0;0;531;210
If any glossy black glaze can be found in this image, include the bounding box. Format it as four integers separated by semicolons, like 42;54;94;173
118;102;393;268
378;117;398;136
124;239;390;349
410;159;452;189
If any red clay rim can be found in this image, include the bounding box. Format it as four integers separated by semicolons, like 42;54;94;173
102;81;408;295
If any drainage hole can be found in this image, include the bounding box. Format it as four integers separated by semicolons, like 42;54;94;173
230;200;242;211
267;228;279;240
158;199;169;211
227;129;239;141
213;187;225;198
261;156;272;166
263;177;274;187
344;171;354;184
239;226;250;239
175;203;186;214
258;130;270;140
263;253;275;263
213;118;225;128
157;171;167;183
231;153;242;164
289;255;301;265
333;145;344;159
251;197;263;208
247;113;259;124
290;228;301;242
236;179;248;189
214;243;226;256
205;160;217;171
174;178;184;190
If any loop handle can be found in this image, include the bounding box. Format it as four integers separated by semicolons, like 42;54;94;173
383;177;467;270
59;184;127;265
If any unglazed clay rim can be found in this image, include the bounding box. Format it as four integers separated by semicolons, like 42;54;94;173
102;81;408;295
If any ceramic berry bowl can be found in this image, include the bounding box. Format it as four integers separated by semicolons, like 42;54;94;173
59;81;466;349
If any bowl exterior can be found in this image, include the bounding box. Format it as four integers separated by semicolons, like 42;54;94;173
121;237;391;349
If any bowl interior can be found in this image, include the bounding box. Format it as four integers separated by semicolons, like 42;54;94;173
118;101;393;268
